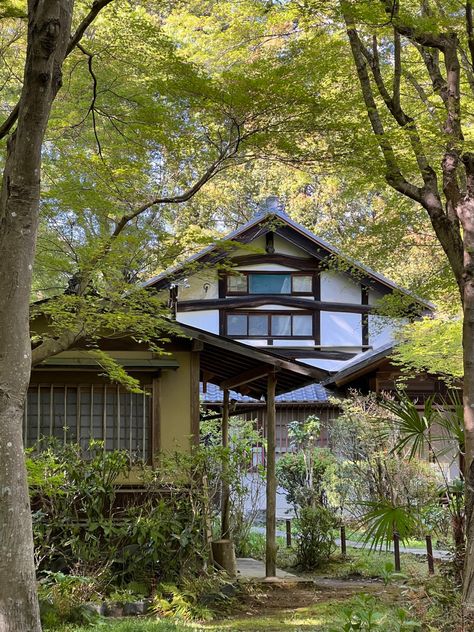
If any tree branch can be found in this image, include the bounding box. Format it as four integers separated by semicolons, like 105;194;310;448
0;0;114;140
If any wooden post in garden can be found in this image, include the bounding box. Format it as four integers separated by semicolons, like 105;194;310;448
286;519;292;548
340;525;347;556
393;532;401;572
266;372;277;578
426;535;435;574
221;388;231;539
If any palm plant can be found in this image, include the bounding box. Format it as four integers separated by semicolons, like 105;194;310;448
378;390;465;561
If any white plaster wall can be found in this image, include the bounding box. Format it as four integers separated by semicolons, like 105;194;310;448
368;315;397;348
178;270;219;301
273;234;311;257
236;339;268;346
176;310;220;333
321;311;362;346
249;304;306;311
234;263;299;272
297;357;352;371
368;288;384;306
274;339;314;347
320;271;361;304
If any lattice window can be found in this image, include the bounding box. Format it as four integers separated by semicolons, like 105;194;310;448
24;384;152;461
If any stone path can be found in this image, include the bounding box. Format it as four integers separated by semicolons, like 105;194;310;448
236;557;306;581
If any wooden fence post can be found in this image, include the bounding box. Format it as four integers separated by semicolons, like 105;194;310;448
340;525;347;556
286;519;292;548
426;535;435;574
393;532;401;572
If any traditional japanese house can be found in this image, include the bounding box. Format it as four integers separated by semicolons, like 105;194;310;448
144;198;436;462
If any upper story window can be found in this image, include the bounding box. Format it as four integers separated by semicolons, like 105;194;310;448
226;311;313;338
227;272;313;295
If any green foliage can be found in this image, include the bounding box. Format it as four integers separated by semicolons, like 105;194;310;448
330;393;442;546
200;416;265;554
28;441;216;587
393;316;462;379
276;448;335;511
152;575;236;622
357;501;417;551
38;572;100;628
295;505;337;570
335;595;420;632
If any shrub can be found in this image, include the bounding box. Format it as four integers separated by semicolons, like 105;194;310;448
28;440;215;587
295;504;337;569
152;574;236;622
276;448;335;512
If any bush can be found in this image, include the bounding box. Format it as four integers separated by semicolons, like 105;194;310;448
152;574;237;622
276;448;335;512
28;440;215;587
295;505;337;569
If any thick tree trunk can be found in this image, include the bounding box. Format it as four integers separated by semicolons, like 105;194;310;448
458;158;474;607
0;1;73;630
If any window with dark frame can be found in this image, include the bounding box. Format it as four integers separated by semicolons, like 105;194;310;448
226;272;314;295
225;312;313;338
24;384;152;461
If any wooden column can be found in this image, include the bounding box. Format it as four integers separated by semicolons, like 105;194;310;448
221;388;231;539
151;376;161;468
266;372;277;578
190;343;202;446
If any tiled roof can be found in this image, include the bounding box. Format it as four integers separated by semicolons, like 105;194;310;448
323;342;394;386
200;381;330;404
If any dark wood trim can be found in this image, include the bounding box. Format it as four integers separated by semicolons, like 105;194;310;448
179;296;374;313
266;371;277;578
218;273;226;299
313;310;321;346
225;270;315;297
230;254;317;270
220;365;277;390
190;350;200;446
313;271;321;301
269;348;356;360
265;232;275;254
224;310;314;339
151;377;161;466
361;287;369;347
275;225;393;295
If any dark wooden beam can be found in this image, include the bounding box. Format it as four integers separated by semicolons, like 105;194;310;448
178;296;374;313
190;349;200;446
266;372;277;578
221;389;231;539
220;365;278;390
230;254;318;270
269;348;356;360
151;377;161;467
361;287;369;347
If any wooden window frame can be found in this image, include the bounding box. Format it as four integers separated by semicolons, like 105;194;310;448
224;310;314;339
226;272;316;297
25;382;153;463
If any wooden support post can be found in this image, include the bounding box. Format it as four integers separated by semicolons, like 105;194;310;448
393;532;401;572
426;535;435;574
286;519;292;548
340;525;347;556
266;372;277;578
221;389;231;539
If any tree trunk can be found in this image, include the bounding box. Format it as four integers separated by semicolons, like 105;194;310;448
463;240;474;607
460;158;474;607
0;1;73;629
